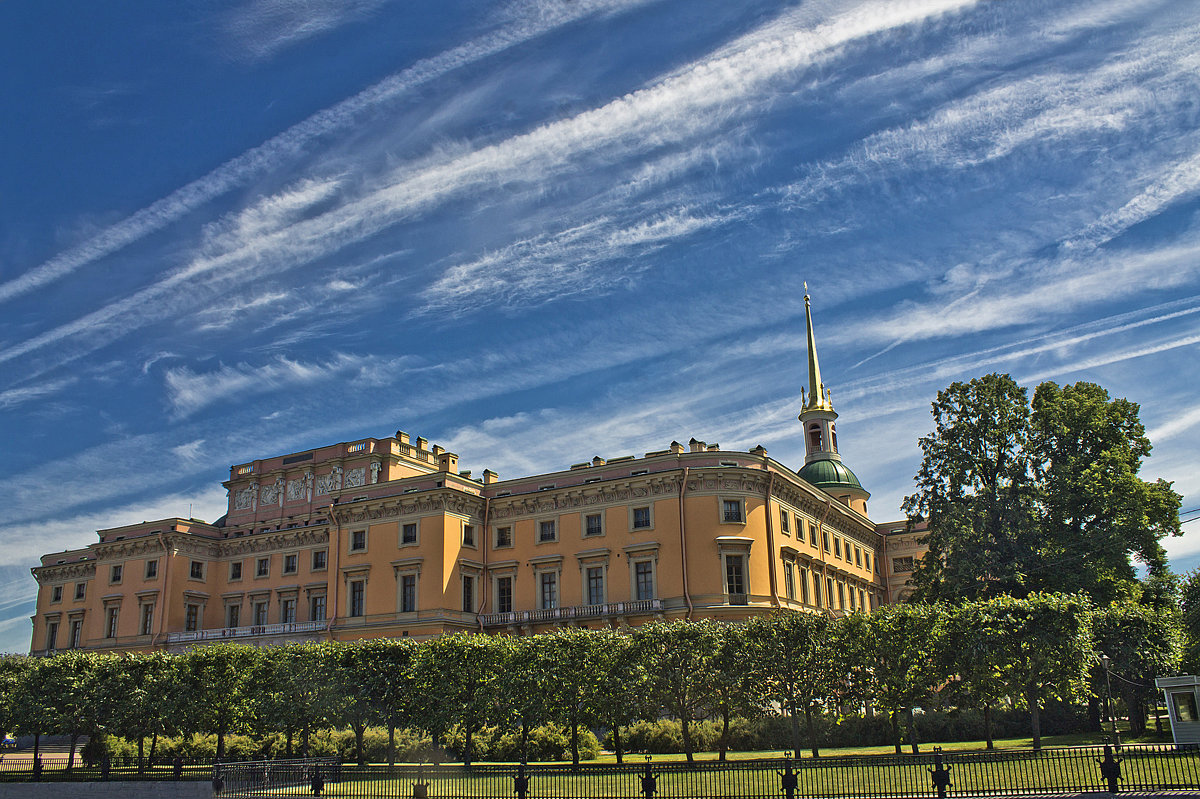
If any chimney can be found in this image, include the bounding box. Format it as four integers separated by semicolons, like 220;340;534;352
750;444;768;456
459;470;472;479
689;438;705;453
592;456;606;467
669;440;685;454
416;436;428;451
707;443;720;451
396;431;410;445
438;451;459;473
483;469;499;485
432;444;445;457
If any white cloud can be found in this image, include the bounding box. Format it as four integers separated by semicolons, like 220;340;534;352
223;0;393;61
0;378;76;410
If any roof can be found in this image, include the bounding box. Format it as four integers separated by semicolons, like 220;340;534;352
797;458;863;491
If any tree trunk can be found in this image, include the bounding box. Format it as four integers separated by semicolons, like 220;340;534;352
520;718;529;762
67;730;78;772
681;716;694;765
33;732;41;761
1027;685;1042;751
388;722;396;768
571;706;580;769
612;722;623;765
286;728;294;759
1087;695;1102;732
138;735;146;774
907;707;919;754
149;732;158;761
217;727;226;761
789;700;801;756
891;711;902;755
301;724;310;758
983;703;994;750
464;723;474;768
719;706;730;762
805;705;819;759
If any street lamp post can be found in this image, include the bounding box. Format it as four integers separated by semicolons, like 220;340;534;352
1099;653;1120;746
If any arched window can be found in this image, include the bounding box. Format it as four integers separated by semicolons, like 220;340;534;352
831;424;838;452
807;423;823;450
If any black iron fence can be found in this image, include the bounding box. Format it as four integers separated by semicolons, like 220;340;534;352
0;752;241;782
207;744;1200;798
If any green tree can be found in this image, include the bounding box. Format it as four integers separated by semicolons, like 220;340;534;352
941;600;1010;749
412;633;502;766
0;655;32;743
536;628;605;768
252;642;337;757
36;651;104;769
589;630;651;765
1181;568;1200;674
1092;599;1184;738
331;641;383;765
746;612;837;758
355;637;418;766
710;622;768;761
177;643;261;760
494;635;555;762
904;373;1037;601
94;652;178;770
634;620;722;764
1030;381;1181;604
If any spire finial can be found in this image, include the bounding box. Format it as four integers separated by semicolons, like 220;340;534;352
801;288;833;414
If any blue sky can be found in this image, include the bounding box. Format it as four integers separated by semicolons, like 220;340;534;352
2;0;1199;654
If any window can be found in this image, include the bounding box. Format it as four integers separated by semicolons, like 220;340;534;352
110;565;123;584
401;575;417;613
635;561;655;601
69;619;83;648
540;572;558;609
893;556;915;573
812;578;822;608
312;549;327;571
281;598;296;624
855;546;862;567
402;523;418;544
585;514;603;537
587;566;605;605
807;423;823;450
283;554;298;575
349;580;365;617
253;601;268;626
495;526;513;548
45;621;58;652
834;538;842;559
822;532;831;553
140;604;154;636
145;560;158;579
865;552;872;573
722;499;744;523
858;588;866;610
75;582;87;600
256;557;270;577
539;519;556;542
190;560;205;580
310;595;326;622
784;562;796;600
799;567;810;605
780;508;790;534
105;607;119;638
350;530;367;552
462;575;475;613
230;561;243;580
725;555;747;604
463;524;476;547
837;582;846;610
226;604;241;628
797;519;806;543
496;576;513;613
632;507;651;530
51;585;63;603
826;577;835;608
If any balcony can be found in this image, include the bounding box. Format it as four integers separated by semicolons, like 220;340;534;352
480;599;664;628
166;620;326;644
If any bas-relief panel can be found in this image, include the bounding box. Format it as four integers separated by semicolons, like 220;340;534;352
234;485;257;511
316;466;343;496
345;467;367;488
260;477;284;506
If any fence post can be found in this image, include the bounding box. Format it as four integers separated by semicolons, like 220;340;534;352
514;760;530;798
1097;744;1122;793
173;755;183;781
929;747;953;799
101;755;111;781
311;765;325;796
640;756;657;798
779;753;798;799
412;766;429;799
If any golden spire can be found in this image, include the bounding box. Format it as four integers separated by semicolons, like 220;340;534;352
801;284;834;413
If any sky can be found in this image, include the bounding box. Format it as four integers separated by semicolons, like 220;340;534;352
1;0;1198;654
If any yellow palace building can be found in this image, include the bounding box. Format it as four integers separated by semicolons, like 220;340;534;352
29;294;918;654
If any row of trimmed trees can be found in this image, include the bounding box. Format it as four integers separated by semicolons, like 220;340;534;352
0;592;1183;766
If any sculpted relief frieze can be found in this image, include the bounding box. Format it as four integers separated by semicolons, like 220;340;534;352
286;477;308;502
332;493;482;525
316;466;342;496
345;467;366;489
234;485;257;511
260;476;285;506
489;477;684;521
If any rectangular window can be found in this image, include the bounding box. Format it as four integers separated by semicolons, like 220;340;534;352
858;588;866;610
837;582;846;610
632;507;651;529
826;577;835;608
722;499;744;523
587;566;605;605
823;532;831;553
855;546;862;567
585;514;603;537
51;585;63;603
780;508;790;534
45;621;58;652
865;552;872;573
496;576;513;613
495;526;512;547
893;556;915;573
138;604;153;635
462;575;475;613
725;555;747;604
104;607;119;638
812;578;822;608
312;549;327;571
349;580;365;617
110;565;123;584
784;562;796;600
310;595;326;622
283;554;298;575
253;601;268;626
463;524;475;547
69;619;82;648
230;561;243;580
190;561;204;580
227;604;241;628
145;560;158;580
402;523;418;544
256;557;270;577
540;572;558;609
635;561;654;601
800;567;810;604
834;537;842;559
281;599;296;624
539;519;556;542
401;575;417;613
350;530;367;552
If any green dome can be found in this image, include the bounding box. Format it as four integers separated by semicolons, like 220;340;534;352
797;458;864;491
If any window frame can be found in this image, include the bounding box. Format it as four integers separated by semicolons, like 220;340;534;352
282;553;299;575
189;560;205;581
401;522;419;546
312;549;328;571
493;525;513;548
109;564;123;585
583;513;604;538
256;556;271;578
720;497;746;524
538;518;557;544
629;505;653;531
144;559;159;580
349;529;368;553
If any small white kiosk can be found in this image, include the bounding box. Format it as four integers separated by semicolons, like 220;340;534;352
1155;675;1200;745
